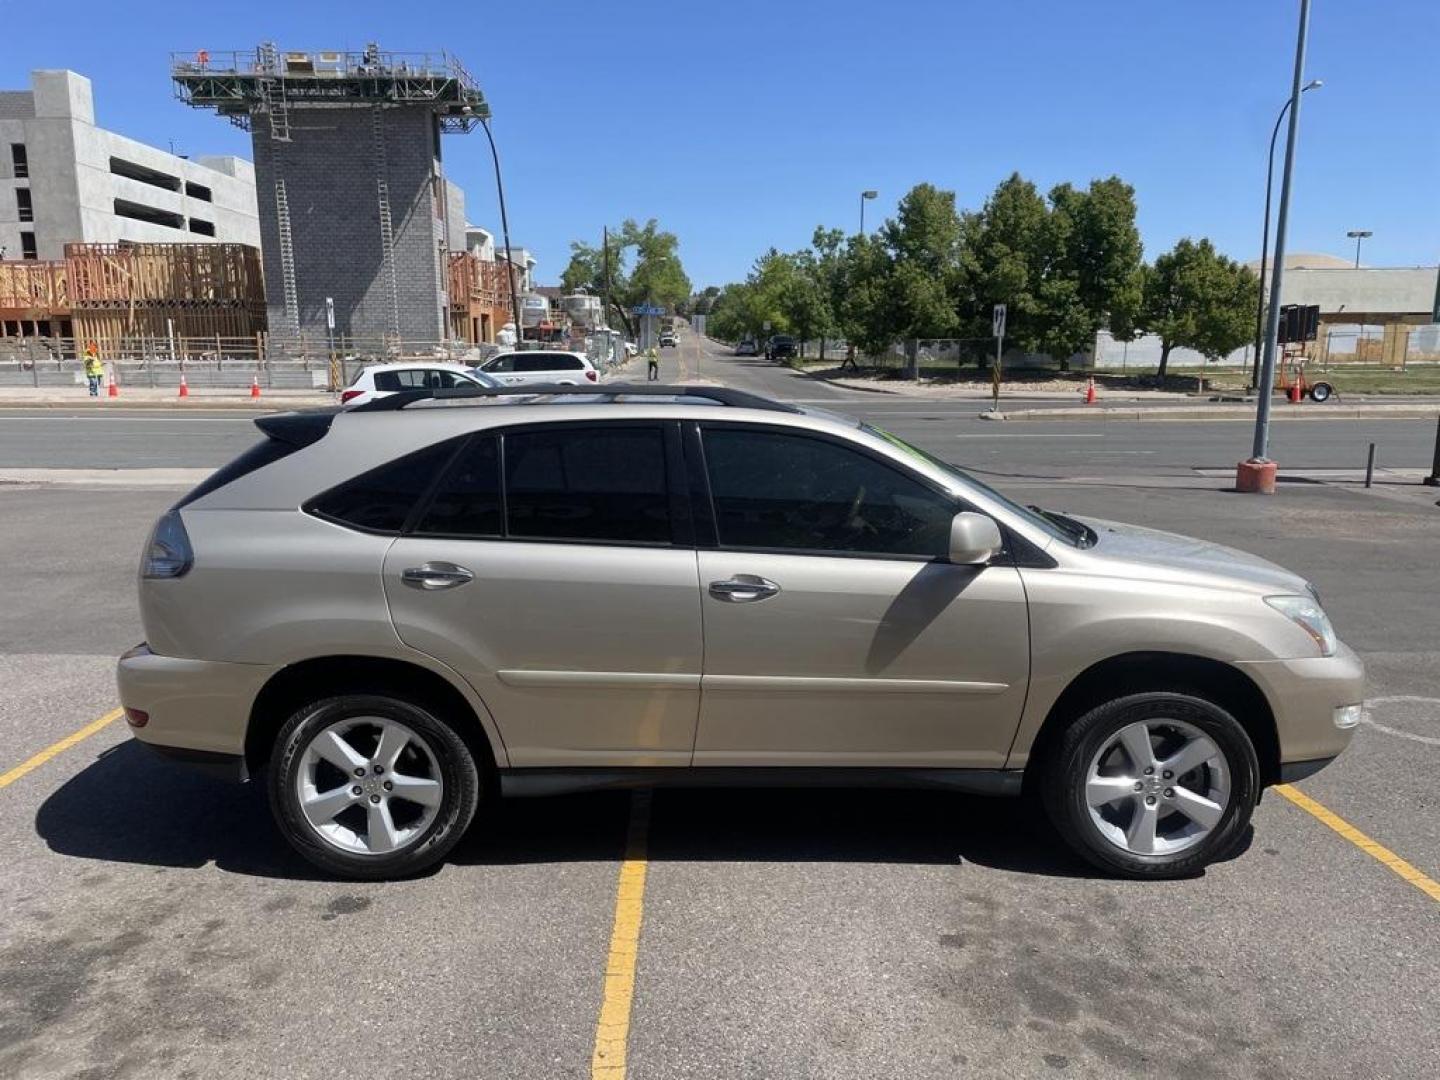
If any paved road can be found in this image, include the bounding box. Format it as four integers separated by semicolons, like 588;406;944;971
0;326;1436;1078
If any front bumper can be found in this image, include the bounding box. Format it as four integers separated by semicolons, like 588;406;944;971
116;643;275;778
1235;640;1366;772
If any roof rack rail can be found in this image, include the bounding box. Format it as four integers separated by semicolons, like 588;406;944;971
349;382;802;414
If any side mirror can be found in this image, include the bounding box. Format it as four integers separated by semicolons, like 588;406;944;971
948;511;1002;565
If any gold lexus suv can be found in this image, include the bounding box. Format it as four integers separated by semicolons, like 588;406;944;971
117;384;1364;880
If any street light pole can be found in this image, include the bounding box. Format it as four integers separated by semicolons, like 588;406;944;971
479;117;525;344
1247;0;1313;475
859;189;877;234
1249;79;1321;389
1346;229;1372;268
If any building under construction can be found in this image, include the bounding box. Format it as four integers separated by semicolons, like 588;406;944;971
172;44;490;354
0;241;264;349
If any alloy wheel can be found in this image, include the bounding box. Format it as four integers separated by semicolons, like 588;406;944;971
294;716;444;856
1084;717;1231;856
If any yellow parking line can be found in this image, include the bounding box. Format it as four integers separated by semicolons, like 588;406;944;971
0;708;123;790
1275;783;1440;903
591;790;652;1078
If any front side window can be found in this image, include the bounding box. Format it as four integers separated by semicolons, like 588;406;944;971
483;354;516;373
307;439;458;533
701;427;954;557
505;426;670;544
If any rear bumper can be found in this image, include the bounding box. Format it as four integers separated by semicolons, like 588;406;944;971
116;643;275;772
1236;641;1366;770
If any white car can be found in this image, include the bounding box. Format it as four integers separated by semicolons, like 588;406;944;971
340;363;499;407
475;350;601;387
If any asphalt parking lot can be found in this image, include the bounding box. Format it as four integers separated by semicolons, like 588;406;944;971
2;358;1438;1078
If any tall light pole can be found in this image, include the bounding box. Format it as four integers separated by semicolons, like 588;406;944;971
1346;229;1372;268
1243;0;1313;488
479;116;525;343
859;190;877;234
1249;78;1321;388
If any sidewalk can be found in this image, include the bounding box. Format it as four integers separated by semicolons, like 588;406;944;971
820;375;1194;402
0;386;336;409
996;401;1440;422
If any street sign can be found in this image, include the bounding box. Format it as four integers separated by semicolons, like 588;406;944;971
763;320;771;332
325;296;335;332
630;304;665;317
992;304;1007;339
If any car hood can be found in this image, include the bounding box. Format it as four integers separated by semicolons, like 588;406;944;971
1078;516;1311;594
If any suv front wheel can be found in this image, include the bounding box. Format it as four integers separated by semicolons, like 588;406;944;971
1041;692;1259;878
269;694;480;879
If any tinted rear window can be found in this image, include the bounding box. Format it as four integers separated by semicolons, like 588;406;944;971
516;353;583;372
307;439;459;533
412;436;502;537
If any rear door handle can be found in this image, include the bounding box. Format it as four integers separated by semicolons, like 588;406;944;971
708;575;781;603
401;562;474;590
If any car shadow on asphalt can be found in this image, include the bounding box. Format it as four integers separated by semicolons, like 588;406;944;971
462;787;1107;880
37;744;1248;881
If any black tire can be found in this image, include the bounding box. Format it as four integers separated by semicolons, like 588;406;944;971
1309;381;1333;403
1040;692;1259;879
268;694;480;880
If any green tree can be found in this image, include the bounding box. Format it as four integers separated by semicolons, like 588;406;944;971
838;234;897;356
1038;178;1145;359
558;219;691;336
882;183;962;341
1140;238;1260;382
955;174;1144;365
956;174;1050;352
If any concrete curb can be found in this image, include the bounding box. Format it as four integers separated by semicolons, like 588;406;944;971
0;397;332;411
0;468;212;486
997;404;1440;422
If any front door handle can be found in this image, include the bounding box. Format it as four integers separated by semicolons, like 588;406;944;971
401;562;474;590
708;575;781;603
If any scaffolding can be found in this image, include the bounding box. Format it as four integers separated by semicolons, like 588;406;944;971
170;44;490;132
173;43;486;355
0;243;266;347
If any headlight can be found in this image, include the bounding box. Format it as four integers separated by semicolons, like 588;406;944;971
1265;594;1336;657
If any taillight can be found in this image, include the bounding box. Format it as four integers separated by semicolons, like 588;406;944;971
142;509;194;579
340;389;363;404
124;708;149;728
585;369;598;382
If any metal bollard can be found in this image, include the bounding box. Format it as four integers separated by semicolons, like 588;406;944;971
1424;415;1440;487
1365;442;1376;489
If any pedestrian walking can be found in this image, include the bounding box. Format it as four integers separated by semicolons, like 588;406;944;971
646;346;660;382
83;342;104;397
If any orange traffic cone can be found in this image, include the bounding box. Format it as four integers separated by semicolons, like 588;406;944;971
1288;382;1301;403
178;373;189;398
250;375;261;399
107;377;118;398
1084;377;1097;405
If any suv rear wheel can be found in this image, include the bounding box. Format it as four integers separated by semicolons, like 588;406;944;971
1041;692;1259;878
269;694;480;879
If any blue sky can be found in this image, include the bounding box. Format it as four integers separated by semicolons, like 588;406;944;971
6;0;1436;288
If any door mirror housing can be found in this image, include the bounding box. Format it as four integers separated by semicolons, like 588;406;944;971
948;512;1002;565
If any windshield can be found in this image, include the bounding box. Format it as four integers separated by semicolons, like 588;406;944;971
863;425;1092;548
